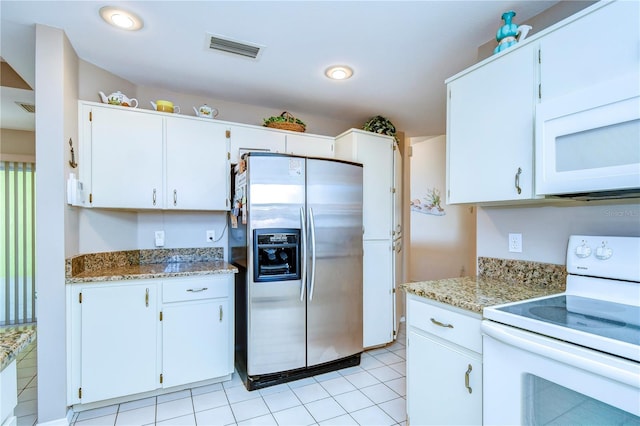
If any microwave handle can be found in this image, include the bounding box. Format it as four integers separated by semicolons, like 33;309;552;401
515;167;522;194
299;207;306;302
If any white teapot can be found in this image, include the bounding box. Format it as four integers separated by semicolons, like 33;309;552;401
193;104;219;119
98;91;138;108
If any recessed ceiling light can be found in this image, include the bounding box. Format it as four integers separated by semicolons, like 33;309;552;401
99;6;143;31
325;65;353;80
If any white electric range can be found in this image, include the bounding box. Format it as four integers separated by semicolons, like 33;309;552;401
482;235;640;425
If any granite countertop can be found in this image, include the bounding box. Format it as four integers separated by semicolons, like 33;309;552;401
402;276;564;315
66;248;238;284
0;325;36;371
402;257;567;315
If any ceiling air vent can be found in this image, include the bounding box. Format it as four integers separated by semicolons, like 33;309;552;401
16;102;35;113
206;33;262;59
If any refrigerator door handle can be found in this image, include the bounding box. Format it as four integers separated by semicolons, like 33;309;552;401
300;207;307;302
308;207;317;301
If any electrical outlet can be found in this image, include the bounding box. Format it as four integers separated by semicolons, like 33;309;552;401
206;230;215;242
155;231;165;247
509;233;522;253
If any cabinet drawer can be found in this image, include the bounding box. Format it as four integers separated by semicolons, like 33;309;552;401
408;296;482;353
163;276;229;302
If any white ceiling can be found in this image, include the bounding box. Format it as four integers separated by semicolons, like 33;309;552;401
0;1;560;136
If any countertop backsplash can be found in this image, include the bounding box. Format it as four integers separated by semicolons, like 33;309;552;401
66;247;224;278
478;256;566;290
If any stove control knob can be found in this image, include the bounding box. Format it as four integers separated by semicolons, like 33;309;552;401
595;242;613;260
575;242;591;258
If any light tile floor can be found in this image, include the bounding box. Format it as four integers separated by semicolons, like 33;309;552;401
17;324;406;426
15;336;38;426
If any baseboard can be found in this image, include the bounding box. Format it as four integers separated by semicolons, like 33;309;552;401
36;415;70;426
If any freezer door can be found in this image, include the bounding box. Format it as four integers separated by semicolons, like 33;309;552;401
306;158;364;366
246;154;307;375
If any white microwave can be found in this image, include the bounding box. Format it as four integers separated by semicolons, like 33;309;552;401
535;73;640;200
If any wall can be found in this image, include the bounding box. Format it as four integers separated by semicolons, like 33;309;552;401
35;23;76;424
74;60;361;255
477;1;596;60
477;201;640;265
408;136;476;281
135;85;357;137
0;128;35;161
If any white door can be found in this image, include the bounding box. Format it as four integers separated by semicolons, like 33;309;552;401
285;133;334;158
407;330;482;425
539;1;639;102
80;284;157;403
228;124;286;164
447;43;537;204
90;106;163;209
393;144;403;335
165;117;229;210
363;239;393;348
358;135;393;240
162;299;230;388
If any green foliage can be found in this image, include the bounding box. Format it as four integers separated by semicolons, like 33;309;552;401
363;115;398;143
263;113;306;130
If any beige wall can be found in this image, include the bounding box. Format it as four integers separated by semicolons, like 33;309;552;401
477;201;640;266
74;59;362;255
408;135;476;281
79;59;359;138
34;23;77;423
477;1;596;60
0;128;35;161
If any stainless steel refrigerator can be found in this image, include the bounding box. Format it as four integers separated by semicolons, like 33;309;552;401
229;153;363;390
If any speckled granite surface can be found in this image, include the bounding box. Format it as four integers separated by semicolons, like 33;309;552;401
66;248;237;284
402;257;566;315
0;324;36;371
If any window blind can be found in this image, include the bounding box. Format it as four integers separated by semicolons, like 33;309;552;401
1;161;36;325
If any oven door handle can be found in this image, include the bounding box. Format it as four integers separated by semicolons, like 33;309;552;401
300;207;306;302
482;321;640;388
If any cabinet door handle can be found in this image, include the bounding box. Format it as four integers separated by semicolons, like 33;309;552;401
465;364;473;394
430;318;454;328
219;305;223;322
515;167;522;194
145;288;149;307
152;189;157;206
186;288;208;293
173;189;177;206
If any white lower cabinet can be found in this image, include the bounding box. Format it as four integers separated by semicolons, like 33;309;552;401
406;294;482;426
77;283;158;404
161;276;233;388
363;240;393;347
67;274;234;407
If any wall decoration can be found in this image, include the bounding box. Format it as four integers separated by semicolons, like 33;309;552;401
410;187;445;216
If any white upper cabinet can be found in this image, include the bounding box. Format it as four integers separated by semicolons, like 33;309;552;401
227;124;286;164
165;117;229;210
285;133;334;158
89;105;164;209
446;43;537;204
445;0;637;205
335;129;394;241
79;101;229;210
539;1;640;102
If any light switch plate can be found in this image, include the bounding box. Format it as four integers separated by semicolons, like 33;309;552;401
155;231;165;247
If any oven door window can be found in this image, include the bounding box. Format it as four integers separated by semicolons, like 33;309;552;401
524;375;640;425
